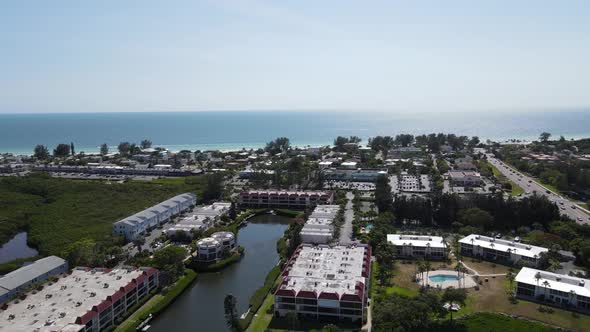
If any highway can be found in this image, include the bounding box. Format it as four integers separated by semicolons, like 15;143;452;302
486;154;590;225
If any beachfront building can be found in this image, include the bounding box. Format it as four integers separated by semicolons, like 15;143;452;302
274;244;371;323
0;256;68;305
322;168;388;183
515;267;590;312
448;171;482;187
387;234;447;259
300;205;340;244
459;234;548;267
113;193;196;241
193;231;237;263
238;190;334;209
165;202;231;236
0;267;159;332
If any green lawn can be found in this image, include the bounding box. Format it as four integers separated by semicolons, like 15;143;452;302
487;162;524;196
0;174;206;256
436;312;561;332
114;269;197;332
247;294;275;332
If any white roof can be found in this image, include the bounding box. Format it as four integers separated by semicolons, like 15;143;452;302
279;245;368;297
516;267;590;298
0;256;67;290
459;234;548;259
0;267;146;332
387;234;446;249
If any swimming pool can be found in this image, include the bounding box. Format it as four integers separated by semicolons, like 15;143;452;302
429;274;460;282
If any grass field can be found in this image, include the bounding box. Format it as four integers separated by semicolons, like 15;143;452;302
436;312;561;332
114;269;197;332
0;174;206;256
487;162;524;196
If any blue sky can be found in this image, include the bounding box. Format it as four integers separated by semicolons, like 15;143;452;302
1;0;589;113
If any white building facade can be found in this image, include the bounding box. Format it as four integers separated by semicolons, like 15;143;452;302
516;267;590;312
113;193;196;241
459;234;548;267
300;205;340;244
387;234;447;260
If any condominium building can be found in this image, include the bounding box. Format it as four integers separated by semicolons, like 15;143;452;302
193;232;237;263
300;205;340;244
113;193;196;241
238;190;334;209
274;244;371;323
0;256;68;304
0;267;159;332
459;234;548;267
387;234;447;259
516;267;590;312
165;202;231;236
322;168;388;183
448;171;482;187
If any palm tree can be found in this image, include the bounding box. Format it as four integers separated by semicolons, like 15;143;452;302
506;271;515;295
417;261;426;286
424;260;432;285
535;271;542;288
542;280;551;300
442;288;467;325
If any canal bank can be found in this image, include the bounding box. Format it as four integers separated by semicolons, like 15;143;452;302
149;214;290;332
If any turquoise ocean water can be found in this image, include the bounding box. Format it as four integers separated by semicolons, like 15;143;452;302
0;110;589;154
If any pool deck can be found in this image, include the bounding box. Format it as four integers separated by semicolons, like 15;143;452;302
416;270;477;289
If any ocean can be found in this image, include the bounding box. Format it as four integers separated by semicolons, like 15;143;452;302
0;110;589;155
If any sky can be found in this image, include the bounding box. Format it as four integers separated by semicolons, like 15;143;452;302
1;0;589;113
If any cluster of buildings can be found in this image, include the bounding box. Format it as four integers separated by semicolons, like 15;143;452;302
459;234;548;267
386;234;447;259
164;202;231;237
238;190;334;209
113;193;196;241
396;174;432;193
0;266;159;332
300;205;341;244
0;256;68;305
32;164;201;177
274;244;371;323
192;231;237;263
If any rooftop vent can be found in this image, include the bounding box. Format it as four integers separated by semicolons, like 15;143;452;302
580;280;586;287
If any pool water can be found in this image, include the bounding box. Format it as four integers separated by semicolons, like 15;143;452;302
429;274;460;282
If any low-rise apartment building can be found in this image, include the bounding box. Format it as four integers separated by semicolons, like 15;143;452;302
0;267;159;332
113;193;196;241
0;256;68;304
448;171;482;187
193;232;237;263
300;205;340;244
322;168;388;183
516;267;590;312
238;190;334;209
387;234;447;259
459;234;548;267
165;202;231;236
274;244;371;323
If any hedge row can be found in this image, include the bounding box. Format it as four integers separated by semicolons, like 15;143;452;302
239;265;281;330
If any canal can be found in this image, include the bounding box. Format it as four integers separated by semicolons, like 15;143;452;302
149;214;290;332
0;232;39;264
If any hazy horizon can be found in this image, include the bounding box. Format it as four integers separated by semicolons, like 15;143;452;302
2;0;590;113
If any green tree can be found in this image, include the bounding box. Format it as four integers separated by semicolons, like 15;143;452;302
152;245;187;281
224;294;241;332
118;142;131;156
442;288;467;324
33;144;50;160
70;142;75;156
375;175;393;213
458;208;493;230
265;137;290;155
100;143;109;155
53;143;71;158
539;132;552;143
203;173;224;202
322;324;341;332
141;139;152;149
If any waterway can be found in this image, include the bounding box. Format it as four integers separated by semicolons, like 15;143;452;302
0;232;39;264
149;214;290;332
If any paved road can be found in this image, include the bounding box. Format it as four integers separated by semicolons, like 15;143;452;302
339;191;355;244
487;154;590;224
